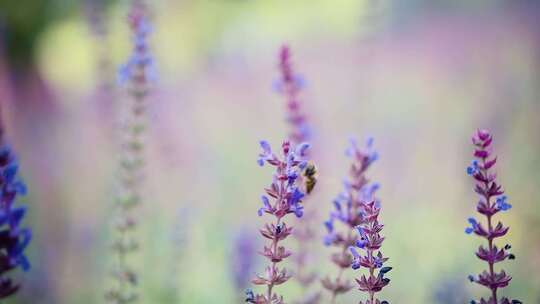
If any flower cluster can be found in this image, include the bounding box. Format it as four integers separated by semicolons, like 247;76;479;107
465;130;521;304
275;45;319;303
247;140;313;304
322;138;388;303
118;0;156;86
0;143;31;299
275;45;310;144
349;199;391;304
106;2;153;303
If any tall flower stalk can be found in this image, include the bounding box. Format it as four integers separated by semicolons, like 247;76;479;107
464;129;521;304
0;124;31;299
275;45;318;302
276;45;310;144
322;138;390;304
105;1;153;303
246;140;313;304
349;199;391;304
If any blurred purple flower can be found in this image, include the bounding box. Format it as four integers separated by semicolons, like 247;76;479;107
465;129;521;304
432;277;470;304
323;138;379;243
0;143;31;299
322;137;390;304
231;230;257;292
106;1;154;303
276;45;311;144
118;0;156;85
275;45;319;303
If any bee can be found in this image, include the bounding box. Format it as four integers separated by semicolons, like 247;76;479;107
303;162;318;195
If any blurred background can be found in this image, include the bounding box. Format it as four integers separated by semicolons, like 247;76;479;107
0;0;539;303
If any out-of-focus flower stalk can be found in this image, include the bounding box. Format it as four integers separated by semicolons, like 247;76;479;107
84;0;116;126
465;129;521;304
105;1;154;303
275;45;319;304
322;138;390;304
246;141;313;304
346;139;391;304
231;229;257;300
276;45;310;145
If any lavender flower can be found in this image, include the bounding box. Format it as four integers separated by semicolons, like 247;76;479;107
322;137;390;304
0;142;31;299
105;2;153;303
248;140;314;304
275;45;319;303
465;130;521;304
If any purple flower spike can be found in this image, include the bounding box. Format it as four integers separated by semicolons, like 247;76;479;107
0;143;31;300
274;45;320;303
249;140;315;304
277;45;311;145
322;137;390;304
465;129;520;304
118;1;155;86
106;2;154;303
350;201;391;304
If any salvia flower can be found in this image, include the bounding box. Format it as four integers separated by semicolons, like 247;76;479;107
0;143;31;299
349;200;391;304
275;45;319;303
322;137;389;304
249;140;314;304
465;129;521;304
105;1;153;303
118;2;156;86
275;45;311;144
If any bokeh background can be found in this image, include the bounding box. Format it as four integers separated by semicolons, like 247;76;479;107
0;0;539;303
